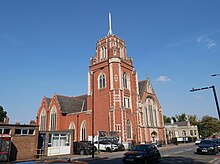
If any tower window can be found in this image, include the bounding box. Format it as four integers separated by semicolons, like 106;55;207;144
122;73;128;88
124;97;131;108
98;73;106;89
100;46;106;60
120;47;124;59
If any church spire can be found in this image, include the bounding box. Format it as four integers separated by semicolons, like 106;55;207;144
107;13;113;35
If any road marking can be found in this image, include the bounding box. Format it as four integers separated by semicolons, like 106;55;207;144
208;158;218;164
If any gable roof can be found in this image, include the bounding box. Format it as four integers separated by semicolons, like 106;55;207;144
56;94;87;114
45;97;52;108
138;80;147;99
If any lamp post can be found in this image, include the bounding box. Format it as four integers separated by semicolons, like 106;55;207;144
190;85;220;120
90;71;95;158
211;73;220;77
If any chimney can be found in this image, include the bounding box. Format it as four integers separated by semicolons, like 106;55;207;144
30;120;36;125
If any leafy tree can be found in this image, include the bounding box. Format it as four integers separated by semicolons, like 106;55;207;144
175;113;187;122
188;115;199;125
0;106;7;122
199;115;220;138
163;115;171;123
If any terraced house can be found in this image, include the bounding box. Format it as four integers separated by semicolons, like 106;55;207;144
36;16;166;155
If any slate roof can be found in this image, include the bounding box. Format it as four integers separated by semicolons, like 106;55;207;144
165;121;190;127
56;94;87;114
45;97;52;107
174;121;189;127
138;80;147;99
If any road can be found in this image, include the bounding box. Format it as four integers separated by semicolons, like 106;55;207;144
83;143;220;164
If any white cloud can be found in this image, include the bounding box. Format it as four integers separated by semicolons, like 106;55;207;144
206;38;216;49
155;75;171;82
196;36;216;49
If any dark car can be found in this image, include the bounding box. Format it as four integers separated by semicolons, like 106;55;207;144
212;138;220;151
122;144;161;164
197;139;218;155
73;141;95;155
116;142;125;151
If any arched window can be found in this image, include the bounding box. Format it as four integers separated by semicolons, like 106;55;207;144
40;108;46;131
122;73;128;89
120;47;124;59
69;122;76;141
50;106;57;131
80;121;86;141
98;73;106;89
145;98;155;127
145;107;149;126
100;46;106;60
126;119;132;139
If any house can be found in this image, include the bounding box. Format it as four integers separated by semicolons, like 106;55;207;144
165;121;199;143
0;118;39;162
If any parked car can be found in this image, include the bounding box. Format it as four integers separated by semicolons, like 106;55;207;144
73;141;95;155
197;139;218;155
116;142;125;151
94;140;118;152
122;144;161;164
195;139;202;145
212;138;220;151
110;141;125;151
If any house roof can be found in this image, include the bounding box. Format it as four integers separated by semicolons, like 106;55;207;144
56;94;87;114
165;121;190;127
174;121;189;127
138;80;147;99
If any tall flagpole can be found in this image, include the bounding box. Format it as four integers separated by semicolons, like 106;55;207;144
108;13;113;35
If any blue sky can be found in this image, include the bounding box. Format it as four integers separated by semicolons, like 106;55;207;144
1;0;220;124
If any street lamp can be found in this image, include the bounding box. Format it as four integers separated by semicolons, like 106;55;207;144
190;85;220;120
90;71;95;158
211;73;220;77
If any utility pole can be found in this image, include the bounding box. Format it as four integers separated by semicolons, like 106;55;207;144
190;85;220;120
211;73;220;77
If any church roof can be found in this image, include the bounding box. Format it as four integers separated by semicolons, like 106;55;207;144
56;94;87;114
138;80;147;99
45;97;52;107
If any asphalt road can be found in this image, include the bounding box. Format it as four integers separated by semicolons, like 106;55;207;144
86;143;220;164
15;143;220;164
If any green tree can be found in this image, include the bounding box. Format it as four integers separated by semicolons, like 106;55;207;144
163;115;171;123
0;106;7;122
188;115;199;125
199;115;220;138
175;113;187;122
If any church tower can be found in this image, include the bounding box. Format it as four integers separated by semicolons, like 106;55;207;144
87;14;139;142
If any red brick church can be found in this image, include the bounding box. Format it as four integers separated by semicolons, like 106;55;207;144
36;16;165;147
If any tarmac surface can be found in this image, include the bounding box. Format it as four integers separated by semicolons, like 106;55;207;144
13;143;193;164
